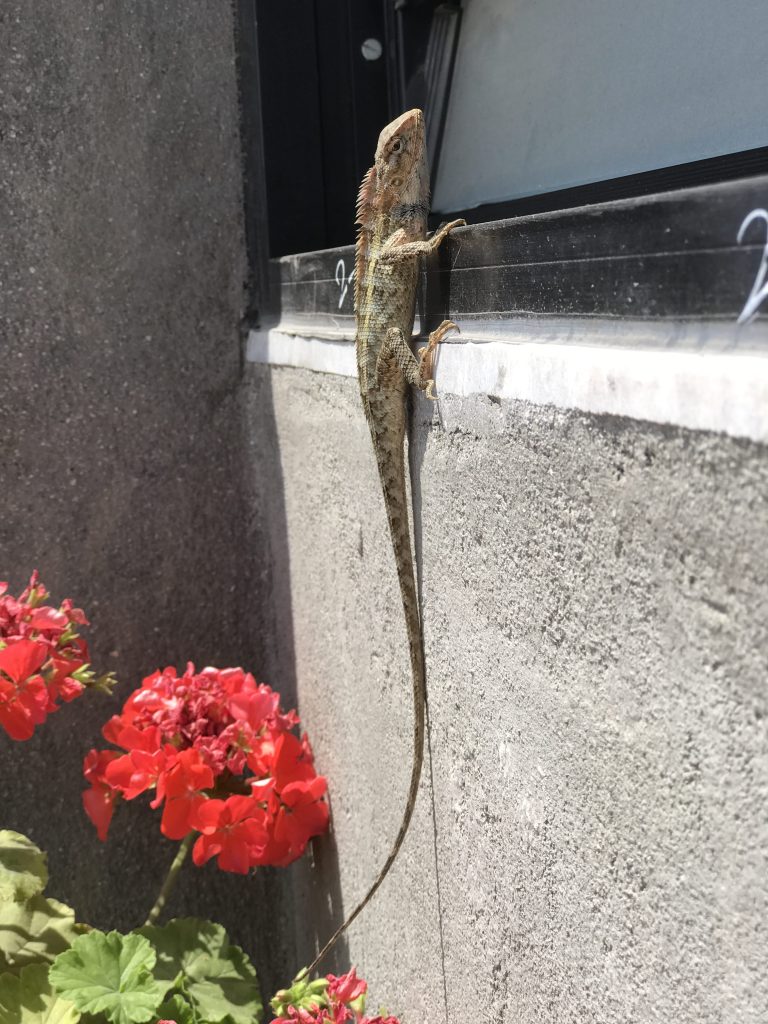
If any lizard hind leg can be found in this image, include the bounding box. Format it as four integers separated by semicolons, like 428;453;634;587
377;322;458;399
377;326;425;389
418;319;460;397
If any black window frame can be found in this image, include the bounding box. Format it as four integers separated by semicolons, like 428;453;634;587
234;0;768;331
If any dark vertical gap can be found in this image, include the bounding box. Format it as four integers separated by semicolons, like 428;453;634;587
382;0;401;118
233;0;272;324
309;0;328;248
347;0;390;181
346;0;360;190
255;0;327;255
396;6;408;110
317;0;348;246
312;0;389;248
312;0;332;246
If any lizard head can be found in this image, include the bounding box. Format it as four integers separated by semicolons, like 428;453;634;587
373;108;428;211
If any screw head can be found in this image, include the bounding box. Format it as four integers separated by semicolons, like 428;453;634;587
361;37;383;61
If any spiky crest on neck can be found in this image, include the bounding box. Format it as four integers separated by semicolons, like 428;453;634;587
354;165;378;313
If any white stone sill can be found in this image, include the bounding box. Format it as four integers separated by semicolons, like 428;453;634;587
246;317;768;443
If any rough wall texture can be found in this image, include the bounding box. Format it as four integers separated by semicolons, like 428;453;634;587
0;0;276;955
244;363;768;1023
2;4;767;1020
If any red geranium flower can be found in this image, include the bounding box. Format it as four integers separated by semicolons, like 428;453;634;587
104;746;169;801
0;639;49;740
192;795;269;874
0;573;114;741
254;732;329;866
269;967;399;1024
327;969;366;1005
157;748;214;840
84;662;329;872
263;776;329;867
82;749;122;841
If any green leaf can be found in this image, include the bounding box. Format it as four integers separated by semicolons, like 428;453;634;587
0;896;79;972
154;992;195;1024
138;918;262;1024
0;831;48;902
49;930;166;1024
0;962;80;1023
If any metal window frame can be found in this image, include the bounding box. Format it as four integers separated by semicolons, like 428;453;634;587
234;1;768;333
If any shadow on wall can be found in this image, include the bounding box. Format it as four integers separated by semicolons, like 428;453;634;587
0;0;347;1001
236;341;351;990
0;294;349;996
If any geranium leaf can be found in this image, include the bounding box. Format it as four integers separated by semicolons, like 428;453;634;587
138;917;262;1024
49;930;166;1024
0;962;80;1023
154;992;195;1024
0;895;79;972
0;831;48;902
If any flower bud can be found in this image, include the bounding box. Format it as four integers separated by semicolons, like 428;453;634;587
269;971;329;1017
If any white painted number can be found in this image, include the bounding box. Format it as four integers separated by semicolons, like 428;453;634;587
737;208;768;325
335;258;355;310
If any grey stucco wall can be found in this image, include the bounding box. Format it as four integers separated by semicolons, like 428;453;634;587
244;363;768;1023
0;0;281;961
2;3;767;1021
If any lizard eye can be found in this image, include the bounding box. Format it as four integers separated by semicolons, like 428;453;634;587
391;177;403;187
391;138;403;153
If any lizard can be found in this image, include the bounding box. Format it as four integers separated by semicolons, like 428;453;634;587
307;108;465;974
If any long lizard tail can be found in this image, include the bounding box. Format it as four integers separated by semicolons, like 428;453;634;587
307;421;425;975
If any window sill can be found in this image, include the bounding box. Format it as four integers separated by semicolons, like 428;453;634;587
250;175;768;441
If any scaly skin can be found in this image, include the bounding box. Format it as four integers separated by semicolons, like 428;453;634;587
308;109;464;973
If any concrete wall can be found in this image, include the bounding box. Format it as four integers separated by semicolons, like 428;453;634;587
2;3;767;1022
0;0;278;958
244;361;768;1023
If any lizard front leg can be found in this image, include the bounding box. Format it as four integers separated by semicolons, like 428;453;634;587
379;218;466;264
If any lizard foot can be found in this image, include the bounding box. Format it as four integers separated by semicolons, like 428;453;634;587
434;218;467;245
418;320;460;391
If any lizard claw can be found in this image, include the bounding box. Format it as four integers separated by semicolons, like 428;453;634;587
419;319;460;387
430;320;460;345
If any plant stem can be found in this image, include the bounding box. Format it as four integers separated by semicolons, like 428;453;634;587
144;832;194;926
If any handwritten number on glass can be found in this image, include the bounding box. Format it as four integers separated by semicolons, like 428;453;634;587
737;208;768;325
335;259;355;310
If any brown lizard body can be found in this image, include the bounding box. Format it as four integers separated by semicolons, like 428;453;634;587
308;108;464;973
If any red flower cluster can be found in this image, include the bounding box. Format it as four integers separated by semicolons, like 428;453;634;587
83;663;329;872
0;572;113;741
270;968;401;1024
